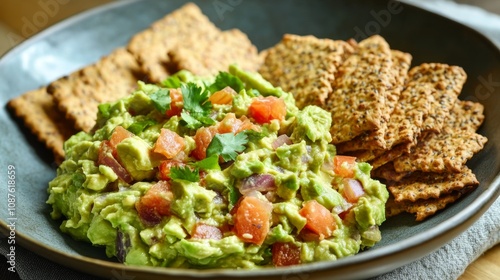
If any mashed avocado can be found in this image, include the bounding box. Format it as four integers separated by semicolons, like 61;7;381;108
47;65;388;268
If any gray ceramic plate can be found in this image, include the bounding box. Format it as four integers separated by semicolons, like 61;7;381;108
1;0;499;279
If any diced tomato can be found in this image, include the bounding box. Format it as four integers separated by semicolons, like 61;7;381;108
333;155;357;178
153;128;185;159
135;181;173;226
166;88;183;117
298;227;322;242
233;196;272;245
209;86;236;105
109;126;134;149
218;113;259;134
343;178;365;203
272;242;301;267
299;200;336;239
249;96;286;124
157;160;185;181
98;140;133;183
191;223;223;240
191;125;219;160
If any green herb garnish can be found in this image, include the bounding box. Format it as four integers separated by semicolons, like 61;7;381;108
206;132;248;162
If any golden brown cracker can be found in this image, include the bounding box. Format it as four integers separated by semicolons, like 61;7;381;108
371;162;410;182
387;166;478;202
409;63;466;133
383;79;434;150
368;142;413;170
393;131;487;173
386;186;474;221
443;100;485;134
336;50;412;153
326;35;395;144
169;28;261;77
47;48;141;132
8;87;77;162
258;34;354;108
393;100;487;174
127;3;221;83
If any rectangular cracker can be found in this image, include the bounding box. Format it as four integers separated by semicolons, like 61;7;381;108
368;142;413;170
47;48;142;132
442;100;485;134
393;132;487;173
258;34;354;108
326;35;395;144
386;165;478;202
409;63;466;133
127;3;221;83
386;185;475;221
7;87;77;163
336;50;412;153
169;28;261;77
371;162;411;182
393;100;487;173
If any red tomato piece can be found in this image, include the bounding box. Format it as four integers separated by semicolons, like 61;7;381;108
272;242;301;267
191;223;223;240
109;126;134;149
248;96;286;124
299;200;336;239
191;125;219;160
98;140;133;183
333;156;357;178
135;181;173;226
153;128;185;159
233;196;272;245
218;113;259;134
166;88;183;117
209;86;236;105
157;160;185;181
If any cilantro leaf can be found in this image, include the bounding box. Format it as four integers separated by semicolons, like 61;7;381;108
170;166;199;182
161;75;182;89
98;103;111;118
208;71;244;93
150;88;171;114
180;83;215;129
180;112;203;130
206;132;248;162
228;184;241;209
193;154;221;171
127;119;157;134
244;129;267;143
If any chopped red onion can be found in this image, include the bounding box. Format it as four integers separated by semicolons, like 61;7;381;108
238;174;277;195
272;134;292;150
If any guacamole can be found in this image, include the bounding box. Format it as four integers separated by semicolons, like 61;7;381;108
47;65;388;268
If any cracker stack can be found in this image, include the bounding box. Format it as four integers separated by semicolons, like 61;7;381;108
8;3;261;163
258;35;487;221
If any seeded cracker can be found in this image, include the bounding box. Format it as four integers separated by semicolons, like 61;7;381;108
393;100;487;173
411;63;466;133
387;166;478;202
258;34;354;108
169;28;261;77
7;87;77;163
336;50;412;153
372;162;411;182
127;3;221;83
47;48;142;132
386;186;474;221
326;35;394;144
